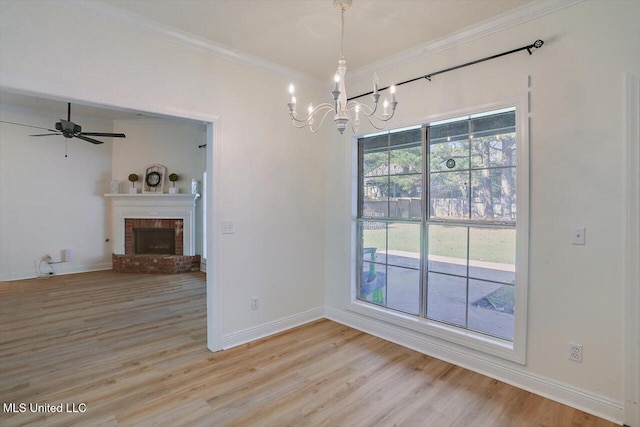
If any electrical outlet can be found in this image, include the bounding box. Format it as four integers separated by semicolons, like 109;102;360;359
571;226;586;245
222;220;235;234
61;249;71;262
251;297;259;310
569;343;583;363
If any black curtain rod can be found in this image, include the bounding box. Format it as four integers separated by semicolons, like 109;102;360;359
347;39;544;102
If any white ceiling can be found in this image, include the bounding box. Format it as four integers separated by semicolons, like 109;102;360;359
102;0;533;80
1;0;534;121
0;90;146;121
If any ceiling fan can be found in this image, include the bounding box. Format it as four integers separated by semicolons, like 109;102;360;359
0;102;126;144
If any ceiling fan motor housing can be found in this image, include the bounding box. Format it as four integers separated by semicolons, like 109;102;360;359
56;120;81;137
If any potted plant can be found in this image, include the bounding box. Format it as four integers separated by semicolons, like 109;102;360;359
168;173;179;194
128;173;139;194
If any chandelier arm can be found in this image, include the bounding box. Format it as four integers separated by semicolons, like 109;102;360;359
361;102;397;122
290;114;309;124
345;100;361;110
367;110;396;123
311;103;336;115
289;105;335;130
290;117;314;129
350;120;359;134
289;103;333;124
362;114;390;131
345;101;396;130
352;102;378;117
309;108;335;133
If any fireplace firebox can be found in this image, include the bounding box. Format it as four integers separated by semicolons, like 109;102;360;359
134;228;176;254
124;218;183;255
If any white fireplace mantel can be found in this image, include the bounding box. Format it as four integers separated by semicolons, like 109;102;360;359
105;193;200;255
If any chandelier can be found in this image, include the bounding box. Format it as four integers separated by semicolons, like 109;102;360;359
287;0;397;134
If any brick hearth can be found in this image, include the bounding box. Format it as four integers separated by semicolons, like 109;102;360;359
113;254;201;274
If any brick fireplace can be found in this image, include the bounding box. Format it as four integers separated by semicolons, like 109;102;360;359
124;218;183;255
105;194;200;274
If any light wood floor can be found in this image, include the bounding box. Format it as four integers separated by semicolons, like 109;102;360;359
0;271;618;427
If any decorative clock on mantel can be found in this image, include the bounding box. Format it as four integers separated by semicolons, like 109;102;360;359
143;164;166;193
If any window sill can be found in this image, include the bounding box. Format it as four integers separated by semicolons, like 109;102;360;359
346;300;525;364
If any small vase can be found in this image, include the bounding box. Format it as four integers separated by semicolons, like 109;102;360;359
169;187;179;194
129;187;137;194
110;180;119;194
191;179;199;194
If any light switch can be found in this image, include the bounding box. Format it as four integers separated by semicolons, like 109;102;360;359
222;220;235;234
571;226;585;245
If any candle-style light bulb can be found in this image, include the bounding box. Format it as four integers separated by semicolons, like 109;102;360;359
308;103;313;115
334;73;340;91
390;85;397;103
373;72;379;94
355;104;360;121
288;84;296;104
383;98;389;115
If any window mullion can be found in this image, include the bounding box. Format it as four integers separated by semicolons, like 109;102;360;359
422;125;430;319
357;140;363;218
468;118;473;221
465;226;470;329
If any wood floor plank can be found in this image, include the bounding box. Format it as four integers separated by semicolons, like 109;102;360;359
0;271;619;426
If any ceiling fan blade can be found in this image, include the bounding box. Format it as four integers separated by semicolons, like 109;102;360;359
80;132;126;138
74;134;104;145
67;102;71;122
29;133;62;137
0;120;58;133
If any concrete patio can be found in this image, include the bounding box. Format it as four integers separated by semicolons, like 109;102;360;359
360;252;515;340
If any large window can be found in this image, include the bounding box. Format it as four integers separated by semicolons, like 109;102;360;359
358;127;423;315
356;107;523;351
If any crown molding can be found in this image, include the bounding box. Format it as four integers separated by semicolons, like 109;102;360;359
55;0;321;88
346;0;584;83
55;0;582;89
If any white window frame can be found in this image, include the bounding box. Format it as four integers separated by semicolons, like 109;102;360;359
348;95;529;363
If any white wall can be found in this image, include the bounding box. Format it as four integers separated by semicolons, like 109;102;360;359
112;119;206;194
0;0;325;339
2;0;635;422
111;118;207;255
0;105;114;280
324;0;639;423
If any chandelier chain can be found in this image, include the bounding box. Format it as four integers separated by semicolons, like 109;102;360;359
340;5;345;59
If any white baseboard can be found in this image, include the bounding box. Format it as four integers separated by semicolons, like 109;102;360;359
6;262;113;281
221;306;325;350
325;306;623;425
